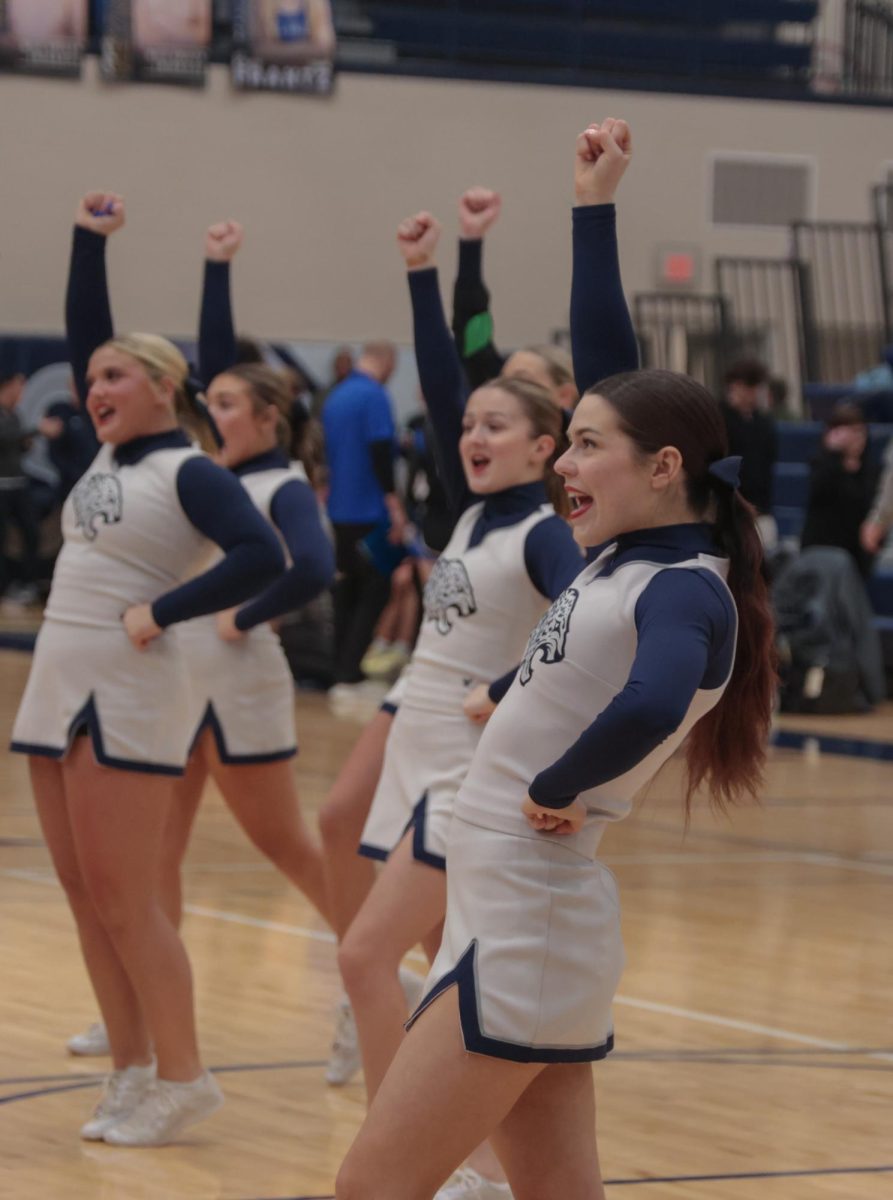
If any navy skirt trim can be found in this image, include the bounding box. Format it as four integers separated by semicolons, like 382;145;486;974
10;696;184;777
189;703;297;765
406;940;616;1065
358;842;389;862
409;792;446;872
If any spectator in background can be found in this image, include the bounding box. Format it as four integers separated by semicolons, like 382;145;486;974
322;341;408;693
251;0;336;60
801;403;881;580
0;371;40;605
720;359;778;546
38;376;98;501
4;0;86;45
313;345;354;416
132;0;211;49
861;435;893;556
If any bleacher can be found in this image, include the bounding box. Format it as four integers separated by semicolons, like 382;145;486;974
774;421;893;652
338;0;818;90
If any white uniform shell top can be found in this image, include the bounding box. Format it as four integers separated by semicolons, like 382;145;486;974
401;499;560;712
360;500;571;863
44;441;211;627
453;546;736;852
179;461;311;763
12;442;215;772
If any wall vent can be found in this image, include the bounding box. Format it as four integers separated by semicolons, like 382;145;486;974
711;156;814;228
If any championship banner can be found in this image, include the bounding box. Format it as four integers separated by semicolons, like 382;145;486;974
231;0;336;96
101;0;211;86
0;1;87;78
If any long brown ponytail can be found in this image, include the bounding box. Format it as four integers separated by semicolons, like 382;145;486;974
595;369;777;814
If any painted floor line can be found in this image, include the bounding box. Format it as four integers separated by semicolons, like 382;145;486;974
4;870;887;1060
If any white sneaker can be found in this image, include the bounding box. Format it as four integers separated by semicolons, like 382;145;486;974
67;1021;110;1057
399;965;425;1016
80;1060;156;1140
325;995;361;1086
102;1070;223;1146
435;1166;513;1198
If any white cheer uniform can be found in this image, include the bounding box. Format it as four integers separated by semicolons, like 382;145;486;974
360;497;575;867
408;532;737;1062
12;442;211;774
179;462;310;763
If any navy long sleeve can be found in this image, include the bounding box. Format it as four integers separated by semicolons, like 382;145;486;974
66;227;114;405
151;457;284;628
452;238;505;389
198;260;238;388
234;479;335;631
529;569;735;809
523;515;585;599
570;205;639;395
408;267;470;513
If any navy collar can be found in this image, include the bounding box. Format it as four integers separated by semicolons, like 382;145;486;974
598;523;723;574
233;448;290;477
113;429;190;466
480;480;548;518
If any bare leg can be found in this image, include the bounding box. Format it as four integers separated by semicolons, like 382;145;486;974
160;734;210;927
318;709;391;940
30;753;151;1070
337;832;445;1101
65;739;203;1081
336;988;541;1200
206;743;330;924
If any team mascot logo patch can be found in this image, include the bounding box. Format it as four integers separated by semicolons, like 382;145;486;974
519;587;579;685
72;473;124;542
423;557;477;634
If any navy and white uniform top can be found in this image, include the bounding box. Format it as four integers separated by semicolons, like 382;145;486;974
43;431;283;632
455;524;737;851
11;431;284;772
179;447;335;763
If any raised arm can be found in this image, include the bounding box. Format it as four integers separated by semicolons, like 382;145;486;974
198;220;243;388
398;212;471;512
452;187;505;389
66;192;124;404
571;119;639;395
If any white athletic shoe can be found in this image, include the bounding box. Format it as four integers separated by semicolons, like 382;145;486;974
79;1060;156;1140
325;996;361;1086
67;1021;111;1057
102;1070;224;1146
435;1166;513;1198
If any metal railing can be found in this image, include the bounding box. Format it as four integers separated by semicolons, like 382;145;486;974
632;293;732;394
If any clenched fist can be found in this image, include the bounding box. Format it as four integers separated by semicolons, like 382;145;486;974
458;187;502;239
205;220;245;263
76;192;125;236
396;211;443;270
574;119;632;207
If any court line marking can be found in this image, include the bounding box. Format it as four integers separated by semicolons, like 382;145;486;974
4;870;891;1063
245;1163;893;1198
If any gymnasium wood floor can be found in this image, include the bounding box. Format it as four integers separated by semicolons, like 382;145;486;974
1;647;891;1199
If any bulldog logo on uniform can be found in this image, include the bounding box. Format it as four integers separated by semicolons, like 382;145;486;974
423;557;477;634
519;587;579;685
72;473;124;542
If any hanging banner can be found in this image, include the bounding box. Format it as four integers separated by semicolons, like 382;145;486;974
101;0;211;86
231;0;336;96
0;1;88;78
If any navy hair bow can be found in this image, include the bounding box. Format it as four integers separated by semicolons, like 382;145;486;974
707;455;742;491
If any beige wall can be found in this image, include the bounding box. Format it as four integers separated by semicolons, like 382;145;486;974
1;58;892;350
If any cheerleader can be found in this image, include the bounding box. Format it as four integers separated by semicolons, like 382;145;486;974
11;193;285;1146
334;156;776;1200
320;124;638;1143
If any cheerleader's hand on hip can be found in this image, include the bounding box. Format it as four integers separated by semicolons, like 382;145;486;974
123;604;163;651
216;608;246;642
463;683;497;725
522;795;586;835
